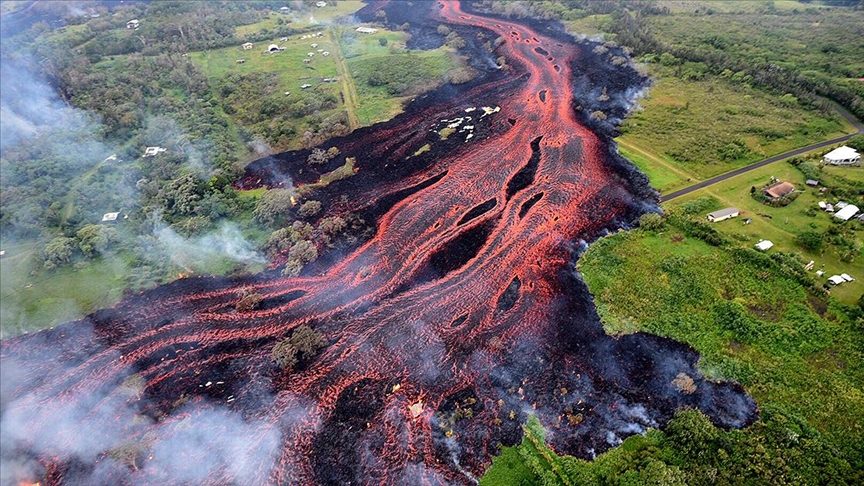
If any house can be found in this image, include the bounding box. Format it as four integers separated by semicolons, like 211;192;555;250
841;273;855;282
818;201;827;209
806;179;819;187
356;27;379;34
280;6;290;12
823;145;860;166
143;146;166;157
102;212;120;223
315;1;328;7
235;59;246;64
301;84;312;89
828;275;846;285
307;52;315;57
242;42;254;50
706;207;739;223
268;44;283;53
126;19;139;29
826;203;835;212
322;51;330;57
763;181;795;199
303;58;311;64
834;204;859;221
311;43;318;48
754;240;774;251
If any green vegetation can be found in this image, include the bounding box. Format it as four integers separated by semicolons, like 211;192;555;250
483;214;864;483
618;65;853;192
666;157;863;304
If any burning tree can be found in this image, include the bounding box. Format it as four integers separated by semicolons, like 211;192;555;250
272;325;326;370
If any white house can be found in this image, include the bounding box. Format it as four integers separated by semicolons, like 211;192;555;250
242;42;254;50
356;27;379;34
706;207;739;223
834;204;859;221
102;212;120;223
828;275;846;285
755;240;774;251
126;19;139;29
268;44;283;53
315;1;328;7
823;146;860;165
143;146;166;157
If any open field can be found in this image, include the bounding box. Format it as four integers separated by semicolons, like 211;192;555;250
235;1;366;38
616;65;855;193
666;160;863;304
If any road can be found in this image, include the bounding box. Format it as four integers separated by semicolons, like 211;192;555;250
662;102;864;201
328;29;361;131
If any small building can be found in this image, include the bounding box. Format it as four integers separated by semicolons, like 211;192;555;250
143;146;166;157
834;204;859;221
828;275;846;285
356;26;379;34
242;42;254;50
268;44;283;53
818;201;827;209
806;179;819;187
311;43;319;48
322;51;330;57
235;59;246;64
841;273;855;282
126;19;139;29
763;181;795;199
284;91;291;96
303;58;312;64
706;207;739;223
280;6;290;12
823;145;860;166
307;52;315;57
301;84;312;89
826;203;835;213
102;212;120;223
280;37;289;42
315;1;328;7
755;240;774;251
836;201;848;209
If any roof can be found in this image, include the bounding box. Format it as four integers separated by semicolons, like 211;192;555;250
707;207;739;219
102;212;120;222
764;181;795;198
806;179;819;185
829;275;846;285
755;240;774;251
268;44;279;50
834;204;859;221
824;145;859;160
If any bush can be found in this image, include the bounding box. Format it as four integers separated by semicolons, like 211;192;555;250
639;212;665;231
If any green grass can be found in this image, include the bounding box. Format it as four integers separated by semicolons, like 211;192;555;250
236;1;365;37
0;243;128;338
665;160;863;304
347;49;461;125
617;65;854;187
577;220;864;467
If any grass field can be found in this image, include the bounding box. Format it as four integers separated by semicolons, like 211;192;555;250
615;65;855;193
0;242;128;338
577;221;864;469
235;1;366;38
665;159;864;304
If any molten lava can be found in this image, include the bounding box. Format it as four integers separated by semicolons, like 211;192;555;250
0;1;756;484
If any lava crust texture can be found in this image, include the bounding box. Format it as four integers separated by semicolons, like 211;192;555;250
0;1;757;484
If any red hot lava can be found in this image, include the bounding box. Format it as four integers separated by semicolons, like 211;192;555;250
0;1;756;485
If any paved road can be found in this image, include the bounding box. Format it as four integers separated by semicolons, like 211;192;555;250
662;102;864;201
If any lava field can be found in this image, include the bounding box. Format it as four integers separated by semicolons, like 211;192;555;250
0;1;757;485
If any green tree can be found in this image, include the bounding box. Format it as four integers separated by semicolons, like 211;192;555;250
298;200;322;218
76;224;117;257
253;189;294;227
43;236;76;268
639;213;665;231
796;231;824;252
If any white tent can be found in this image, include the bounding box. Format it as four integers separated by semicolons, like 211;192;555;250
754;240;773;251
834;204;859;221
823;146;860;165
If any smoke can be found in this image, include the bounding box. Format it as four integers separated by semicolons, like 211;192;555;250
148;217;265;270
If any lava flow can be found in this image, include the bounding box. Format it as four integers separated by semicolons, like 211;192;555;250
0;1;757;485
